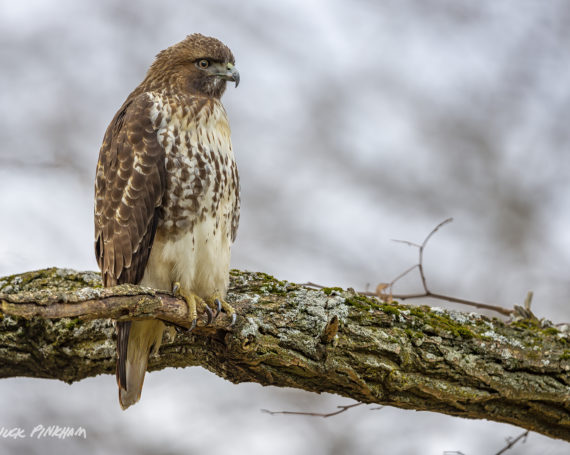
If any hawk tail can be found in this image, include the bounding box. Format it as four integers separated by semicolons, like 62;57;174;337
116;321;130;389
116;320;165;410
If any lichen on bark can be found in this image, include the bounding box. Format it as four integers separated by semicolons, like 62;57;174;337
1;267;569;441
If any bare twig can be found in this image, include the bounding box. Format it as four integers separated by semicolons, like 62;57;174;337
494;430;529;455
379;291;512;316
261;402;368;418
442;429;530;455
391;239;421;248
383;264;418;290
301;218;515;317
420;218;453;290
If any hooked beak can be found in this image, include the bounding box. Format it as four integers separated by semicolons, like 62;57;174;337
214;62;239;88
222;63;240;87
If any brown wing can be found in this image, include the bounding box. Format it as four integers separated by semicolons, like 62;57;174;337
94;93;166;287
230;159;240;243
95;93;165;390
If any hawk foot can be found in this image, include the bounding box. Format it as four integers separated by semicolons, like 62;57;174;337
208;294;236;328
172;282;213;332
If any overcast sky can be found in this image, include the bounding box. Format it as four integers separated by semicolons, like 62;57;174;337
1;1;568;454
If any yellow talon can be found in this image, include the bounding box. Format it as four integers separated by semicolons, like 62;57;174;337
172;282;209;330
172;284;236;329
207;294;236;327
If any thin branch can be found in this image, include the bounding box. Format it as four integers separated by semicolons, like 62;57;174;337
422;218;454;248
388;292;512;316
390;218;512;315
303;286;514;317
494;430;529;455
261;402;367;418
443;429;530;455
302;218;515;317
418;217;454;291
300;284;512;316
383;263;419;292
391;239;422;248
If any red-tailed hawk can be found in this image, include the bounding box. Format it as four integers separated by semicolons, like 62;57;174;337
94;34;240;409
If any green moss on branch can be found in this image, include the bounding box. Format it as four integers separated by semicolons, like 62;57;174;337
1;268;569;441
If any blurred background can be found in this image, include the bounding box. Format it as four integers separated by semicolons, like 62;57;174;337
1;0;568;453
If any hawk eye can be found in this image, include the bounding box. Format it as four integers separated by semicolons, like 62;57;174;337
197;59;210;69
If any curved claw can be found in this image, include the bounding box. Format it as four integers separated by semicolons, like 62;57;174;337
188;318;197;333
228;313;237;328
175;318;197;334
214;298;222;319
204;306;214;325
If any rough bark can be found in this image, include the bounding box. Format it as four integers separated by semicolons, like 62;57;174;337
0;268;569;441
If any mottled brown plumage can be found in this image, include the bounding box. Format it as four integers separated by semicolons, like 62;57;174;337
94;34;240;409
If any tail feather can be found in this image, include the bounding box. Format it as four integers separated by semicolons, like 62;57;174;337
116;321;131;391
116;320;165;410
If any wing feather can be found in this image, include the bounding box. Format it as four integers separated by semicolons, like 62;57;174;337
94;94;165;287
95;93;165;390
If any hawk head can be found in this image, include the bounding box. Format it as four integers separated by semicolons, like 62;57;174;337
145;33;239;99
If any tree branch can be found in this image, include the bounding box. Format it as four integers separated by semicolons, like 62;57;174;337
0;268;569;441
